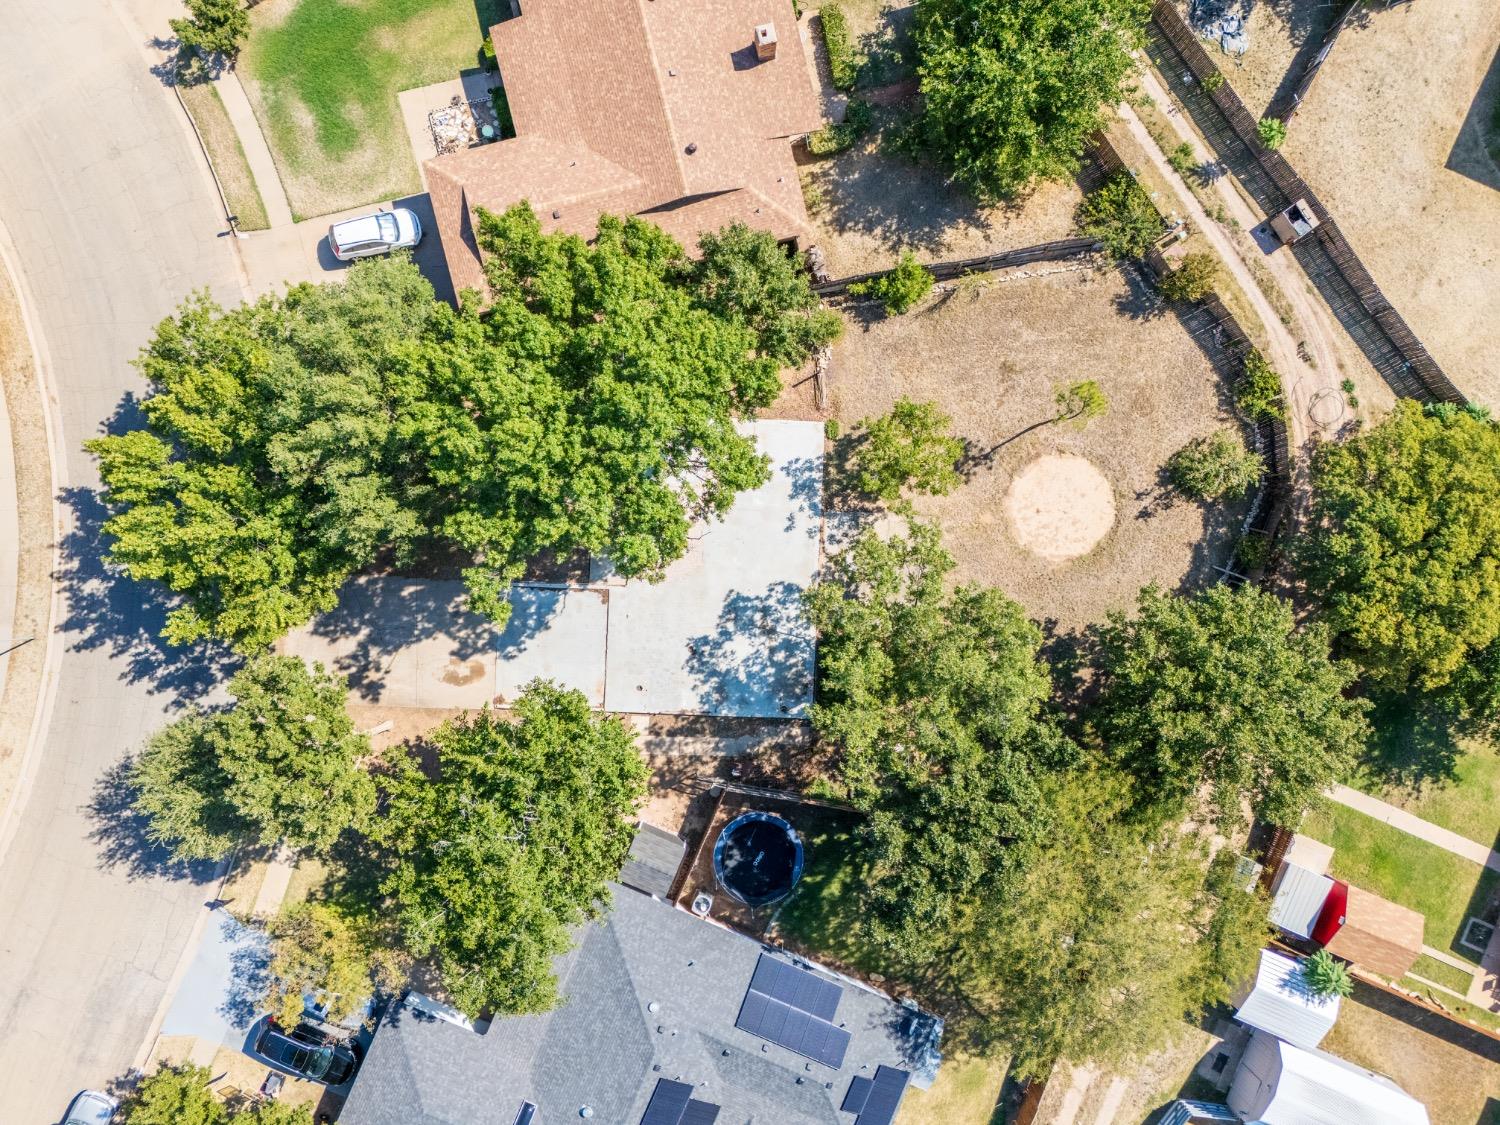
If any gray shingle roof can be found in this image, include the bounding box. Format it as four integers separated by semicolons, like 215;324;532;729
341;888;941;1125
619;821;687;900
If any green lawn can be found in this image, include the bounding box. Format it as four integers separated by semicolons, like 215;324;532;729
895;1053;1005;1125
1405;953;1475;996
241;0;509;218
1301;801;1499;964
772;819;894;976
1352;694;1500;848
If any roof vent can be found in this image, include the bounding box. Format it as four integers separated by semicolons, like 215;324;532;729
580;1108;594;1119
648;1001;661;1013
754;22;778;61
685;142;698;155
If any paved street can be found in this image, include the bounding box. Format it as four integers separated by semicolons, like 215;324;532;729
0;1;241;1120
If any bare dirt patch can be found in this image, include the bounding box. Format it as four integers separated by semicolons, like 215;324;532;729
819;266;1246;632
801;110;1082;277
1007;454;1117;562
1283;0;1500;407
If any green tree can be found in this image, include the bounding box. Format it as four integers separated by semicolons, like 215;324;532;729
1258;116;1287;150
263;901;408;1027
243;1107;313;1125
88;260;440;650
1235;349;1286;421
1093;585;1369;828
1159;252;1221;302
848;251;934;314
92;210;800;649
132;655;375;859
952;775;1268;1077
691;223;843;365
915;0;1151;200
1167;429;1263;500
1301;949;1354;998
851;398;964;501
170;0;250;64
120;1065;225;1125
1298;400;1500;693
804;521;1078;958
374;681;648;1016
1055;379;1108;426
1078;173;1163;259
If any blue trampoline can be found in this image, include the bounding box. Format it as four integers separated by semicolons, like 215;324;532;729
713;812;804;906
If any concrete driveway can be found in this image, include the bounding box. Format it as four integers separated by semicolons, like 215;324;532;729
0;1;242;1120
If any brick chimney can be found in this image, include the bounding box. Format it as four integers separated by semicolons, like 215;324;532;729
754;22;777;61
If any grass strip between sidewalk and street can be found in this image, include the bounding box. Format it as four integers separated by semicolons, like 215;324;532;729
178;81;271;231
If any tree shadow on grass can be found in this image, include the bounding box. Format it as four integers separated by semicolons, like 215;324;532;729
1356;691;1468;791
85;756;217;883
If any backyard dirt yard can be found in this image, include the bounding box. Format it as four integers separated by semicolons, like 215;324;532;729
1283;0;1500;407
818;266;1246;633
801;110;1082;277
1322;990;1500;1125
1173;0;1347;119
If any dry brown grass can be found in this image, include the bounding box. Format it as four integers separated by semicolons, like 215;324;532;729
800;108;1082;278
1283;0;1500;408
1322;994;1500;1125
178;82;270;231
817;266;1247;632
1173;0;1347;120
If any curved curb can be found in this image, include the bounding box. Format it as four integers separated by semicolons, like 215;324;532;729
0;217;67;870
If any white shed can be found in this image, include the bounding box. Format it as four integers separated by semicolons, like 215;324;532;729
1269;861;1333;940
1233;950;1340;1049
1227;1030;1429;1125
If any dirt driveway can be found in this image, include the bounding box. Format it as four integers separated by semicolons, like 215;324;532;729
1284;0;1500;407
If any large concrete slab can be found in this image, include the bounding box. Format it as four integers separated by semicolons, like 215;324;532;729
495;585;608;707
602;420;821;717
284;577;498;708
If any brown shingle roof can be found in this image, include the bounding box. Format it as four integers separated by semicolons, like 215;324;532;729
425;0;821;295
1323;884;1424;980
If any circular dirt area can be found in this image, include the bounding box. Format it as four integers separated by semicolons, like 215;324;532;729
1005;454;1117;562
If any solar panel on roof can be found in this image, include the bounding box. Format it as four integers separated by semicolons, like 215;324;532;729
640;1079;694;1125
735;989;850;1068
749;954;842;1020
853;1065;911;1125
680;1100;721;1125
842;1075;873;1113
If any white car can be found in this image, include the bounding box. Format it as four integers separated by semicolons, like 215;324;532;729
63;1090;118;1125
327;207;422;261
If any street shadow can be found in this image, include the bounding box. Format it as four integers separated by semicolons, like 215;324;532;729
685;583;814;717
1446;43;1500;192
56;483;240;705
85;757;217;883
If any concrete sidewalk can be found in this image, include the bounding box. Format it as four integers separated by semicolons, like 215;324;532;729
1327;784;1500;873
215;69;294;228
0;333;16;706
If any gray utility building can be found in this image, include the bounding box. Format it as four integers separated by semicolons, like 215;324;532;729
339;886;942;1125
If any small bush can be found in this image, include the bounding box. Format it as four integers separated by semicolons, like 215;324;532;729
490;87;514;138
807;98;873;156
1202;71;1225;93
1167;430;1264;500
1235;534;1271;571
1236;350;1286;421
1158;253;1221;302
824;418;841;441
802;178;827;214
849;251;934;315
481;34;496;70
853;398;964;501
1167;141;1196;175
1301;950;1354;998
1055;380;1109;427
1258;116;1287;150
1078;173;1164;260
821;4;859;91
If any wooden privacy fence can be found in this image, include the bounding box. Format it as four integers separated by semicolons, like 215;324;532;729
1148;0;1466;405
812;237;1099;298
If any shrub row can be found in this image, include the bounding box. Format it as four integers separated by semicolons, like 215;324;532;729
820;3;858;91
